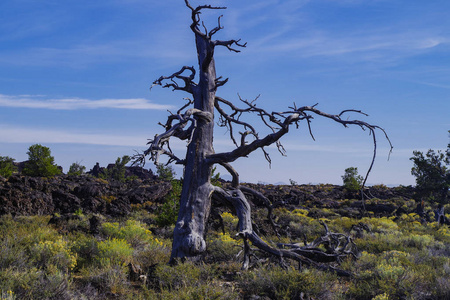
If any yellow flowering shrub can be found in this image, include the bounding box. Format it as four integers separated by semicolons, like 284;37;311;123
220;211;239;233
34;238;77;271
0;290;15;300
372;293;389;300
361;217;399;234
101;220;159;247
436;225;450;240
375;260;406;281
292;208;309;216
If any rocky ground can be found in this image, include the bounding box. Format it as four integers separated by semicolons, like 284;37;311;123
0;171;416;218
0;174;171;217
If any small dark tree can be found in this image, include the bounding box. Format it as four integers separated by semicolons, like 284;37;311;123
139;1;391;273
67;162;86;176
156;164;182;227
155;164;181;226
156;163;176;181
0;156;17;178
410;131;450;204
101;155;131;182
342;167;363;192
23;144;61;177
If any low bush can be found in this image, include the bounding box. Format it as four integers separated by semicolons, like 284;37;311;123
1;186;450;299
101;220;153;246
156;180;181;227
205;231;240;262
79;263;130;296
0;156;17;178
96;238;133;267
67;162;86;176
33;237;77;272
100;155;131;182
239;265;340;299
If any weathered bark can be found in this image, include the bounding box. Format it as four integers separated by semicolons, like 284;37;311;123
165;1;246;260
170;28;217;259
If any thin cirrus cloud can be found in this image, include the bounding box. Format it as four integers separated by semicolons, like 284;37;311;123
0;94;174;110
0;124;192;149
0;124;145;146
256;33;447;58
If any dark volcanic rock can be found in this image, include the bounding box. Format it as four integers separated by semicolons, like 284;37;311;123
239;182;415;217
127;182;172;205
52;190;82;214
0;171;414;218
0;174;171;217
0;175;54;216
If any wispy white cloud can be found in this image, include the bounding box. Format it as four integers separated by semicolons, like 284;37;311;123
0;124;145;146
0;124;194;150
0;42;190;68
255;32;448;59
414;81;450;90
0;94;174;110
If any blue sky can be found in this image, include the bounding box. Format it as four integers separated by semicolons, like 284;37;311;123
0;0;449;186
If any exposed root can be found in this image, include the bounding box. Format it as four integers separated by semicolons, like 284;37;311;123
212;185;356;277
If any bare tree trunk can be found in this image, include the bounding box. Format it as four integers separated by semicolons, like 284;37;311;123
170;33;216;260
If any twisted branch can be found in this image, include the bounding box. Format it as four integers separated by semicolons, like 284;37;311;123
185;0;246;52
212;185;353;275
142;103;213;165
208;101;393;189
151;66;197;94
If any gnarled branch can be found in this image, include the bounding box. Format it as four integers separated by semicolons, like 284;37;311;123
142;101;213;165
151;66;197;94
212;185;353;276
208;102;393;189
185;0;246;51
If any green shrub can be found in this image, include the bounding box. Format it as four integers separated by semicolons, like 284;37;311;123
220;211;239;233
67;162;86;176
410;133;449;204
152;261;221;293
70;233;97;270
153;262;202;291
361;216;399;234
0;267;71;300
22;144;61;177
100;220;156;247
239;265;340;299
348;250;418;299
156;163;175;181
79;263;129;296
0;215;72;299
156;180;182;227
205;231;240;262
146;282;238;300
211;166;222;187
100;155;131;182
273;207;324;240
132;242;170;269
96;238;133;267
0;156;17;178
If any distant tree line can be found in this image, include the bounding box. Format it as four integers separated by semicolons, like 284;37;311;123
2;134;449;201
0;144;137;182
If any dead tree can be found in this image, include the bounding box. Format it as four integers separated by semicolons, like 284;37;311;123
140;1;392;273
